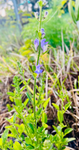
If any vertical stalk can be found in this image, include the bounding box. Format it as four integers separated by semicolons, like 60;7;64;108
33;77;38;143
37;5;42;65
37;46;40;65
39;6;42;32
33;2;43;147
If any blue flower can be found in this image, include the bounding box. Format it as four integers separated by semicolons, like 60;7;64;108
41;39;48;52
41;28;45;37
45;11;48;17
34;39;39;50
35;64;43;74
41;28;44;34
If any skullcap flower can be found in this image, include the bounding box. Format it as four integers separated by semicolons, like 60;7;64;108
41;28;45;37
34;39;39;50
41;28;44;34
41;39;48;52
45;11;48;17
35;64;43;74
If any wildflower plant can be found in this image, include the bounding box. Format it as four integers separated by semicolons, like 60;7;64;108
0;1;75;150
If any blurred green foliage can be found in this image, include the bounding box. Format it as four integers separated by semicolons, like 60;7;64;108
0;24;22;56
22;9;74;48
0;0;76;56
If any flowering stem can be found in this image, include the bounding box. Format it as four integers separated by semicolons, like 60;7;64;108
37;46;40;65
39;6;42;32
37;5;42;65
33;77;38;143
33;3;43;146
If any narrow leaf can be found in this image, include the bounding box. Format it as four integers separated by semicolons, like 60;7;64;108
43;97;50;109
52;103;59;110
2;129;8;145
41;112;47;124
64;128;73;136
57;111;64;123
64;102;71;111
68;0;76;23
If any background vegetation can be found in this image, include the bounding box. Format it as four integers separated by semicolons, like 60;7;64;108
0;0;79;150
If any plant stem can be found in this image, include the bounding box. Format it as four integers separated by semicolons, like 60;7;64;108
34;77;38;143
39;6;42;32
37;46;40;65
33;4;42;147
37;4;42;65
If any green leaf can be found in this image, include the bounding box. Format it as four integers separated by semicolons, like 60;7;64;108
6;104;12;111
2;129;8;145
64;102;71;111
22;50;31;56
18;124;24;135
69;0;76;23
38;0;43;7
64;128;73;136
23;98;29;106
37;108;42;116
13;113;16;123
13;105;20;114
43;97;50;109
53;125;59;134
66;137;75;142
32;65;36;72
60;123;67;129
19;45;29;53
7;92;14;96
5;125;13;129
26;92;31;101
76;7;79;20
28;123;34;133
13;141;21;150
25;137;32;145
52;103;59;110
0;138;2;146
75;0;79;18
9;96;14;102
57;110;64;123
52;134;59;142
42;123;48;128
38;31;42;39
20;86;25;92
25;39;31;45
14;98;22;107
29;56;35;62
61;0;67;6
41;112;47;124
10;127;18;137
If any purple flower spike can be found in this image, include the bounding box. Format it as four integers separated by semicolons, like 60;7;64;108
35;64;43;74
41;28;45;37
41;39;48;52
34;39;39;50
41;28;44;34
